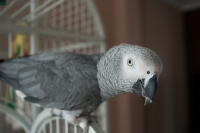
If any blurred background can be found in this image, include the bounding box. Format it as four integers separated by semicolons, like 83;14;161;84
0;0;200;133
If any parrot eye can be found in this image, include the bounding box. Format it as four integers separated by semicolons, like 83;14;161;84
127;59;133;66
147;71;150;74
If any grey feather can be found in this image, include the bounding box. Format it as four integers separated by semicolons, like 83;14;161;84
0;52;103;115
24;96;40;103
0;43;163;119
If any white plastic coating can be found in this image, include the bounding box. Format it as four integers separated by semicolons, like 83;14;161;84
31;0;64;21
67;0;73;31
11;2;30;18
22;0;52;19
56;117;60;133
65;119;69;133
35;0;52;12
49;121;53;133
0;0;107;132
30;0;40;120
52;2;57;28
31;109;105;133
8;33;12;58
73;0;80;32
42;124;46;133
60;1;65;29
0;0;15;16
74;125;78;133
0;23;104;42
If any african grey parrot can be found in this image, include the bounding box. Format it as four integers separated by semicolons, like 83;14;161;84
0;43;162;132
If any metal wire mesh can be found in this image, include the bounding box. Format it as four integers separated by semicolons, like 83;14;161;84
37;0;97;36
0;0;106;133
38;117;84;133
0;0;104;39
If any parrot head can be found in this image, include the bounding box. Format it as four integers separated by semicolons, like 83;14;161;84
97;43;162;106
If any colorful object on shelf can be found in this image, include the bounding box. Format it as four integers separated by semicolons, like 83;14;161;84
12;34;29;57
6;86;14;109
6;33;29;109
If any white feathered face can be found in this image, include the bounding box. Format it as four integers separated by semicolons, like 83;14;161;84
122;53;161;86
123;54;151;82
97;43;162;105
120;45;162;105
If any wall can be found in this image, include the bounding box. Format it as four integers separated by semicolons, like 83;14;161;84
144;1;188;133
184;9;200;133
95;0;188;133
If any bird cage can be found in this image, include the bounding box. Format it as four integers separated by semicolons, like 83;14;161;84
0;0;107;133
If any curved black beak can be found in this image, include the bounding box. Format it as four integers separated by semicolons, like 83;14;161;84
132;75;158;106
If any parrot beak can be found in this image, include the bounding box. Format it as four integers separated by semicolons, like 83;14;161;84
132;75;158;106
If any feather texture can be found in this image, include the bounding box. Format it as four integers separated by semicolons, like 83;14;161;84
0;52;103;115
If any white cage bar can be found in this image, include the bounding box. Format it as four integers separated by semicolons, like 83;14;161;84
0;0;107;133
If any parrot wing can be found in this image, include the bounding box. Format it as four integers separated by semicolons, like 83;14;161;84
0;52;103;110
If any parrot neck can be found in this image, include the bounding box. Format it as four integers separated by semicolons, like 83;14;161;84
97;46;130;100
99;85;127;100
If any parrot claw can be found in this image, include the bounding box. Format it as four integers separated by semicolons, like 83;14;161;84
88;115;98;123
78;115;98;124
78;115;98;133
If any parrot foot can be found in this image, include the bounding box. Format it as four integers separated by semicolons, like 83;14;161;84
77;115;98;133
77;117;89;133
79;115;98;133
78;115;98;124
87;115;98;123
